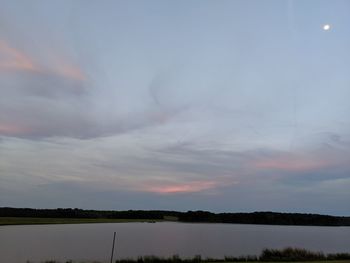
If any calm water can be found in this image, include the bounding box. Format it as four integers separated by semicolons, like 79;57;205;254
1;222;350;263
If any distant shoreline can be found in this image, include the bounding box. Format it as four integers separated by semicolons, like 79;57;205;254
0;217;162;226
2;217;350;227
1;207;350;226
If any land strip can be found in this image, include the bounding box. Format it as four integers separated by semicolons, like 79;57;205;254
0;217;161;226
1;207;350;226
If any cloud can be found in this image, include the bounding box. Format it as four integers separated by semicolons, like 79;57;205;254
0;38;178;139
151;139;350;188
141;181;217;194
0;39;87;82
0;39;92;138
0;123;32;136
0;40;39;72
53;58;87;82
253;154;332;172
1;132;349;213
1;0;350;215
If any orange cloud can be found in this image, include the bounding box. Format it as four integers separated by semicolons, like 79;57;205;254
0;40;39;72
143;181;218;194
253;154;332;172
54;60;87;81
0;39;86;82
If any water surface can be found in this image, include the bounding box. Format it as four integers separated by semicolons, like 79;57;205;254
1;222;349;263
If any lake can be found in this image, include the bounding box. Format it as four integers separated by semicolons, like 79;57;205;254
1;222;349;263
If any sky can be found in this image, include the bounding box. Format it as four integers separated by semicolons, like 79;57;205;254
0;0;350;215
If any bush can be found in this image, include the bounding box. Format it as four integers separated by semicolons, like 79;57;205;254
327;253;350;260
260;247;325;261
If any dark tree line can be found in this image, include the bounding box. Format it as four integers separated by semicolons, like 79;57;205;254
179;211;350;226
1;207;350;226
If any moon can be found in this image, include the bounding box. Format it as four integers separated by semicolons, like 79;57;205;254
323;24;331;31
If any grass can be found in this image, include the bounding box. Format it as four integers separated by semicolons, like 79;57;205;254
215;262;350;263
0;217;162;226
20;248;350;263
224;262;350;263
32;260;350;263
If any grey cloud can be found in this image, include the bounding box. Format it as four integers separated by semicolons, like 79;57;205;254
0;70;87;98
0;69;181;139
148;140;350;183
1;0;350;214
2;172;349;215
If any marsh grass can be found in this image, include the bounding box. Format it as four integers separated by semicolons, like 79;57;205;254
29;248;350;263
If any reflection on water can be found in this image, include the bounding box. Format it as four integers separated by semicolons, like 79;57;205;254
0;222;349;263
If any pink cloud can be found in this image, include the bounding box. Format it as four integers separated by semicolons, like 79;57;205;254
56;64;86;81
253;154;332;172
51;55;87;81
142;180;218;194
0;39;86;81
0;40;39;72
0;123;31;136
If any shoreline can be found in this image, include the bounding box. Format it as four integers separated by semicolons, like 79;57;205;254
2;217;350;227
2;208;350;227
0;217;162;226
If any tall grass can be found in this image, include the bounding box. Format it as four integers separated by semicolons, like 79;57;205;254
115;248;350;263
259;248;350;261
29;248;350;263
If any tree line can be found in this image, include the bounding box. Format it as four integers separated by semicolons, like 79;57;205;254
1;207;349;226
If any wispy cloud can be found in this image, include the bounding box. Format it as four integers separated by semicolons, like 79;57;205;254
1;0;350;214
0;39;179;139
50;55;87;82
140;181;219;194
0;39;87;81
0;40;39;72
253;154;333;172
0;123;32;136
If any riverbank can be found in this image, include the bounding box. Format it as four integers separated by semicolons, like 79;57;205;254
0;217;161;226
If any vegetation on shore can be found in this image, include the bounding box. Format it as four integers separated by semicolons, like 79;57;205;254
36;260;350;263
28;248;350;263
115;249;350;263
1;207;350;226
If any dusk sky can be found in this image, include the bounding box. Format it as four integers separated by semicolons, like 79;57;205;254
1;0;349;215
